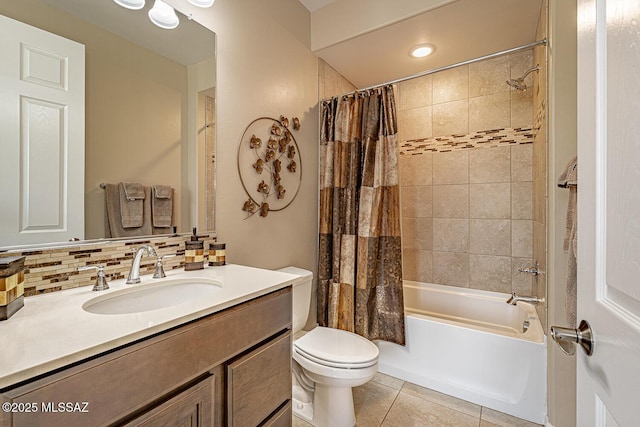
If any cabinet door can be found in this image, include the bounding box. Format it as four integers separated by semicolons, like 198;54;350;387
123;375;214;427
227;331;291;427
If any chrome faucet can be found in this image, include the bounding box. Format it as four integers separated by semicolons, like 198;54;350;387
127;245;157;284
506;292;544;306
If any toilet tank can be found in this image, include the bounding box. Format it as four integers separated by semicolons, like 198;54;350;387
277;266;313;334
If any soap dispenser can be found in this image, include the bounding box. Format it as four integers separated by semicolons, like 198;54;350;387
185;227;204;271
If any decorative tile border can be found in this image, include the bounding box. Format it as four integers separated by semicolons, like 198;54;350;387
0;233;217;297
400;126;533;155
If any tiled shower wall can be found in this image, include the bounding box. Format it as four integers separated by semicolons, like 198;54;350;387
397;50;537;295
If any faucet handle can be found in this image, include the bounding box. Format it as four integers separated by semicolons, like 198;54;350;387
153;254;176;279
77;265;109;291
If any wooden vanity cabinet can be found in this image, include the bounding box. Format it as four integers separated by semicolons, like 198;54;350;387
0;287;292;427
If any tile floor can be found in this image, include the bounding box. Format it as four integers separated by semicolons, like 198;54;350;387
292;373;542;427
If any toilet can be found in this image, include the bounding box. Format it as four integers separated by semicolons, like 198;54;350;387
277;267;379;427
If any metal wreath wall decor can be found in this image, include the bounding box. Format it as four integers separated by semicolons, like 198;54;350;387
237;115;302;218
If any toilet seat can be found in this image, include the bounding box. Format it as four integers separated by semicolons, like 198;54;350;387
294;326;379;369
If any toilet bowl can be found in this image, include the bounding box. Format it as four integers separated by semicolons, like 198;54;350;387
277;267;379;427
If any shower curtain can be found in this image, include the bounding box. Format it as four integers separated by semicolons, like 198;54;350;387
318;86;405;345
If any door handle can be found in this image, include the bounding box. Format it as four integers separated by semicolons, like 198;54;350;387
550;320;594;356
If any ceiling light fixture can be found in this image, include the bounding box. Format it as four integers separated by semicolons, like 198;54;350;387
410;44;435;58
113;0;145;10
188;0;215;7
148;0;179;29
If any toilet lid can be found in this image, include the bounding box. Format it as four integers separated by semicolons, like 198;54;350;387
294;327;379;368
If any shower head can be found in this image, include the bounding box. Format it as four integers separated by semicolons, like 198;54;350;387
506;65;540;91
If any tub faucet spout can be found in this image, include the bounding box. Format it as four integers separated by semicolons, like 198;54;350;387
507;292;544;305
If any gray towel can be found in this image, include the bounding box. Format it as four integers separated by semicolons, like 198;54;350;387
119;182;145;228
152;185;173;228
558;156;577;327
104;184;153;238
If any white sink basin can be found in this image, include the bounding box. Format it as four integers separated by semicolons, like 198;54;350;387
83;278;223;315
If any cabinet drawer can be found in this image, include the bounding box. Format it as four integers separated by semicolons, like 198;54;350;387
262;401;292;427
123;375;214;427
3;288;291;427
227;331;291;427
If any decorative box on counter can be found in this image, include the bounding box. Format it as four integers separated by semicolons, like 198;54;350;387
209;243;226;266
0;256;26;320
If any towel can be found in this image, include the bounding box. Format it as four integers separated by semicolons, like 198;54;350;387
152;185;173;228
104;184;153;238
119;182;145;228
558;156;577;327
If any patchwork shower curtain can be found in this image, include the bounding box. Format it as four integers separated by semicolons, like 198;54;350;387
318;86;405;345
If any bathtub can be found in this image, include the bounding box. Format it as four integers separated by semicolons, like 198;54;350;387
376;281;546;424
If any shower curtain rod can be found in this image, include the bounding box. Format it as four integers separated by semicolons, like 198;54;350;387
321;38;547;102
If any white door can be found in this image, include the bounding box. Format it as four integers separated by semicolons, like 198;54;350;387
574;0;640;426
0;14;84;246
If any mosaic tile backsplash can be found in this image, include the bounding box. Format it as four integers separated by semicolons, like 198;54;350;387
0;233;216;297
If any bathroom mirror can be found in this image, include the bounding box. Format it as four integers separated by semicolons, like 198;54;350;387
0;0;216;249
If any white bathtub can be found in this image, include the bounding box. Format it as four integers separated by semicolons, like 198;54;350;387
376;281;546;424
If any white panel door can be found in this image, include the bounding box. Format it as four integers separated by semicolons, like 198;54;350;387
0;14;84;246
576;0;640;426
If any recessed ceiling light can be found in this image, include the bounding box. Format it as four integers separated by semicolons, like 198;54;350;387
410;44;435;58
113;0;145;10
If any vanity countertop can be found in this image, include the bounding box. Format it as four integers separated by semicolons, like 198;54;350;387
0;264;300;390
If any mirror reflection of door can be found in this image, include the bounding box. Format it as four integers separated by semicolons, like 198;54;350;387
0;14;85;246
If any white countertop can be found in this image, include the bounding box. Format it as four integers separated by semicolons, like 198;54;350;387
0;264;300;390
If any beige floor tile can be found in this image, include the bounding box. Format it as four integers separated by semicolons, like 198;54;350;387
401;382;482;418
480;407;542;427
382;392;479;427
372;372;405;391
353;381;400;427
292;414;314;426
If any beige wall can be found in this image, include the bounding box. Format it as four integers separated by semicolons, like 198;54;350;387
547;0;578;426
396;52;537;294
168;0;320;282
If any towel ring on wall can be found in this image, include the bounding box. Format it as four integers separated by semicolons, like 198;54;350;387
237;116;302;218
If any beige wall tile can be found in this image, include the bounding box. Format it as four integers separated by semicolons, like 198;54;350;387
509;50;534;81
433;150;469;185
469;254;512;293
399;153;432;186
512;257;534;295
402;218;433;250
470;219;511;256
402;249;432;282
469;147;511;183
398;106;432;142
511;144;533;181
433;65;469;104
469;56;510;97
399;74;432;110
511;89;533;128
433;100;469;137
512;220;533;258
533;175;546;223
433;185;469;218
432;252;469;287
469;92;511;132
401;186;433;218
470;183;511;219
512;181;533;220
432;219;469;252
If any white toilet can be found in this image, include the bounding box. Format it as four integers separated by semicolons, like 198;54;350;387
278;267;379;427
